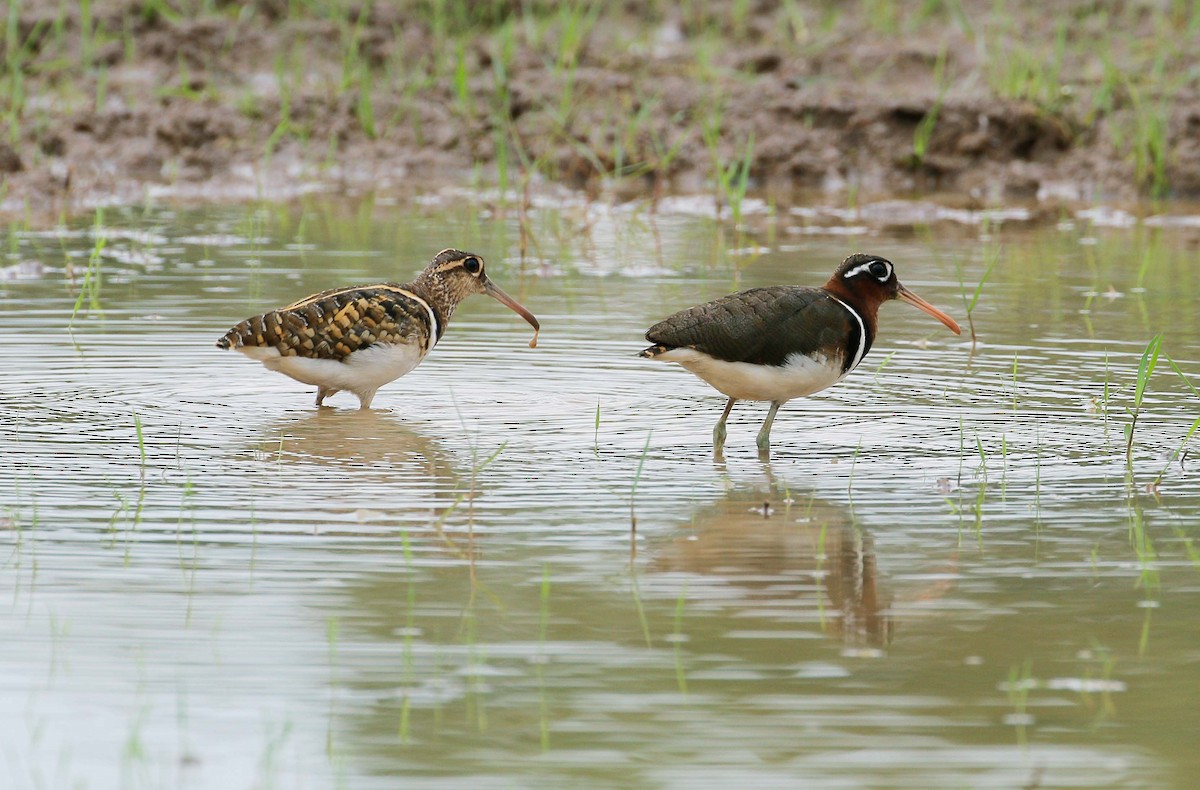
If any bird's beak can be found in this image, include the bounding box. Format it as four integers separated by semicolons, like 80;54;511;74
484;278;541;348
897;284;962;335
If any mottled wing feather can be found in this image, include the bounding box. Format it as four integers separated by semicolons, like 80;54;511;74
646;286;854;367
217;284;433;361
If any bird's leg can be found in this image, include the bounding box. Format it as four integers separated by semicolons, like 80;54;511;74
756;401;783;455
713;397;736;453
316;387;338;407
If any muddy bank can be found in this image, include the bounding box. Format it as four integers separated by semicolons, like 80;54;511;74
2;1;1199;224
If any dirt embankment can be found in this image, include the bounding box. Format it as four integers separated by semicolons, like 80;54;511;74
2;1;1198;222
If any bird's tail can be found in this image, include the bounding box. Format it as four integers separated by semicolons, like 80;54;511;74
637;344;670;359
215;314;272;350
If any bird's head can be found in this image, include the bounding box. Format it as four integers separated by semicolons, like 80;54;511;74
419;249;541;345
826;253;961;334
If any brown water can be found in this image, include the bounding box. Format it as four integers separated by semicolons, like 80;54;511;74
2;196;1199;789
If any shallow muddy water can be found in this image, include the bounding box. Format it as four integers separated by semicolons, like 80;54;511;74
2;195;1199;789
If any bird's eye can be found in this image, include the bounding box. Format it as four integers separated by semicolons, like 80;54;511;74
869;261;890;279
463;257;482;275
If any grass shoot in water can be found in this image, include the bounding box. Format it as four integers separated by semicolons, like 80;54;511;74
872;350;896;382
1125;333;1163;474
1004;658;1034;748
701;102;754;231
69;209;107;327
957;243;998;348
133;412;146;479
672;584;688;696
1000;434;1009;497
629;569;652;649
629;432;651;540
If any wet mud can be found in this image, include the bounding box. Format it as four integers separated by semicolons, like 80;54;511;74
3;1;1199;222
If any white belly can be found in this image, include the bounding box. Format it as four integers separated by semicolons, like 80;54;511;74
656;347;846;402
238;343;424;393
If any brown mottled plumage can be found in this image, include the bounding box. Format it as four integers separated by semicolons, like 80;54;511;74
219;283;438;362
217;249;540;409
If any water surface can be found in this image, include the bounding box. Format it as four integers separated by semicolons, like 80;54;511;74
2;196;1199;788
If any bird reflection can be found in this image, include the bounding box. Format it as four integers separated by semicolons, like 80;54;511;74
238;409;463;540
249;408;456;476
654;486;893;648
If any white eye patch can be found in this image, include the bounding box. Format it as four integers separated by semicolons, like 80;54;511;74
843;260;893;282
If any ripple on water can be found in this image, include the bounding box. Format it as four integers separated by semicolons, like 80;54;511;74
2;204;1199;789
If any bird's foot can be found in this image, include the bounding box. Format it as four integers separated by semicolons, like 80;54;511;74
755;428;773;460
713;397;735;454
755;401;781;459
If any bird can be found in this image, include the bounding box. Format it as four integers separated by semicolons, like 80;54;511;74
216;248;540;409
638;253;961;455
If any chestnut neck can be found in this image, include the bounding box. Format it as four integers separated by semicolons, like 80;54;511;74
822;275;890;344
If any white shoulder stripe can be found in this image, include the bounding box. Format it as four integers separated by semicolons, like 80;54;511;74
393;288;439;354
827;295;867;376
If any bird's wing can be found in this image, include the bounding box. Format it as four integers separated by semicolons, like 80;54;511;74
646;286;854;366
217;284;433;361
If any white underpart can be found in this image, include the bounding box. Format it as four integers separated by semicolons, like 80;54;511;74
653;294;871;403
237;343;425;396
655;347;846;402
